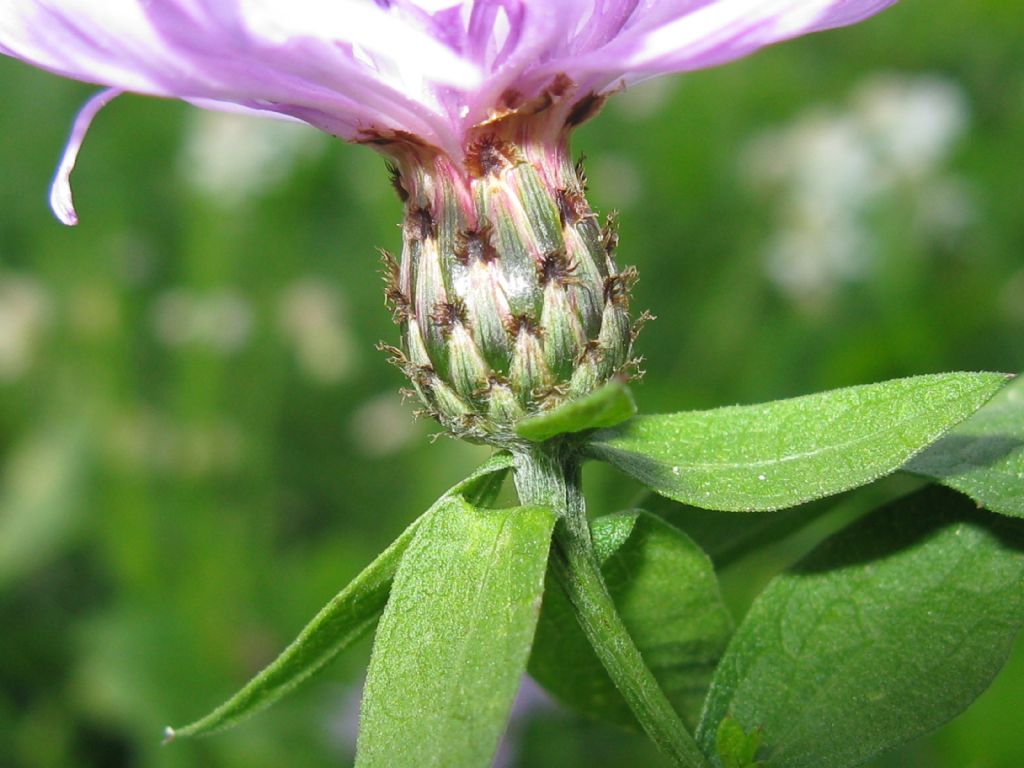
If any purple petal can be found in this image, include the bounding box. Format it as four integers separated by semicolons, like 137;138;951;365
458;1;593;123
567;1;642;54
545;0;897;89
2;0;900;175
49;87;121;226
0;0;481;149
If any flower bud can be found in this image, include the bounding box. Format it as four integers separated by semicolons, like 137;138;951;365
373;84;637;444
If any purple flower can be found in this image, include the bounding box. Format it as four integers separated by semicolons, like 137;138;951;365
0;0;895;224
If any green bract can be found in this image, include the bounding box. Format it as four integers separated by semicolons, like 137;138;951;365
515;377;638;442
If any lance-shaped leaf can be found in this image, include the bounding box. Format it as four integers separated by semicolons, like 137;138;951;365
905;374;1023;518
587;373;1008;512
356;499;556;768
166;453;513;740
530;510;733;729
696;485;1024;768
516;378;637;442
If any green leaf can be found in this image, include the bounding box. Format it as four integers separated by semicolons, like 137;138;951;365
716;717;764;768
167;453;513;740
587;373;1008;512
904;374;1023;517
530;511;733;729
640;493;831;569
696;485;1024;768
355;498;556;768
516;377;637;442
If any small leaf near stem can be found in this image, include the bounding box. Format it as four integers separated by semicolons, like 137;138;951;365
512;448;710;768
515;377;637;442
715;717;764;768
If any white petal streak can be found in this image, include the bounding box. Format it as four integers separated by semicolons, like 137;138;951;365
49;88;122;226
0;0;478;145
406;0;464;12
461;2;589;124
0;0;477;91
625;0;836;69
239;0;480;88
556;0;896;86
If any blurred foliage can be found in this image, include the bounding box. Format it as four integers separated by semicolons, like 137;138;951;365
1;2;1022;766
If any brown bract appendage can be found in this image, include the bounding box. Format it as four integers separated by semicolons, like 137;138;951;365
464;135;523;178
431;299;469;336
454;222;500;265
539;249;579;286
604;267;638;307
556;186;592;226
506;313;543;341
405;205;436;240
566;92;607;128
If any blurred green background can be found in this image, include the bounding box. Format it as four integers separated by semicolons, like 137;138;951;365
1;3;1022;766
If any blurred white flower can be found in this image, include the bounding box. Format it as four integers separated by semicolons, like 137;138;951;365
180;110;327;206
152;288;254;353
912;177;976;244
764;221;871;300
741;72;972;304
0;275;53;381
349;394;422;457
757;112;879;212
277;278;359;384
68;283;121;340
106;408;245;478
613;78;678;122
853;74;969;180
999;267;1024;325
589;153;644;209
0;425;88;587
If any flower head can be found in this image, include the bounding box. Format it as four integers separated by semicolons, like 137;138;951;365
1;0;896;224
2;0;897;441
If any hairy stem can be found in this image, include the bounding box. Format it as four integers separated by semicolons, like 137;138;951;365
512;447;710;768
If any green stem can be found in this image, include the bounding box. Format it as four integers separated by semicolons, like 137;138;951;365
512;447;710;768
